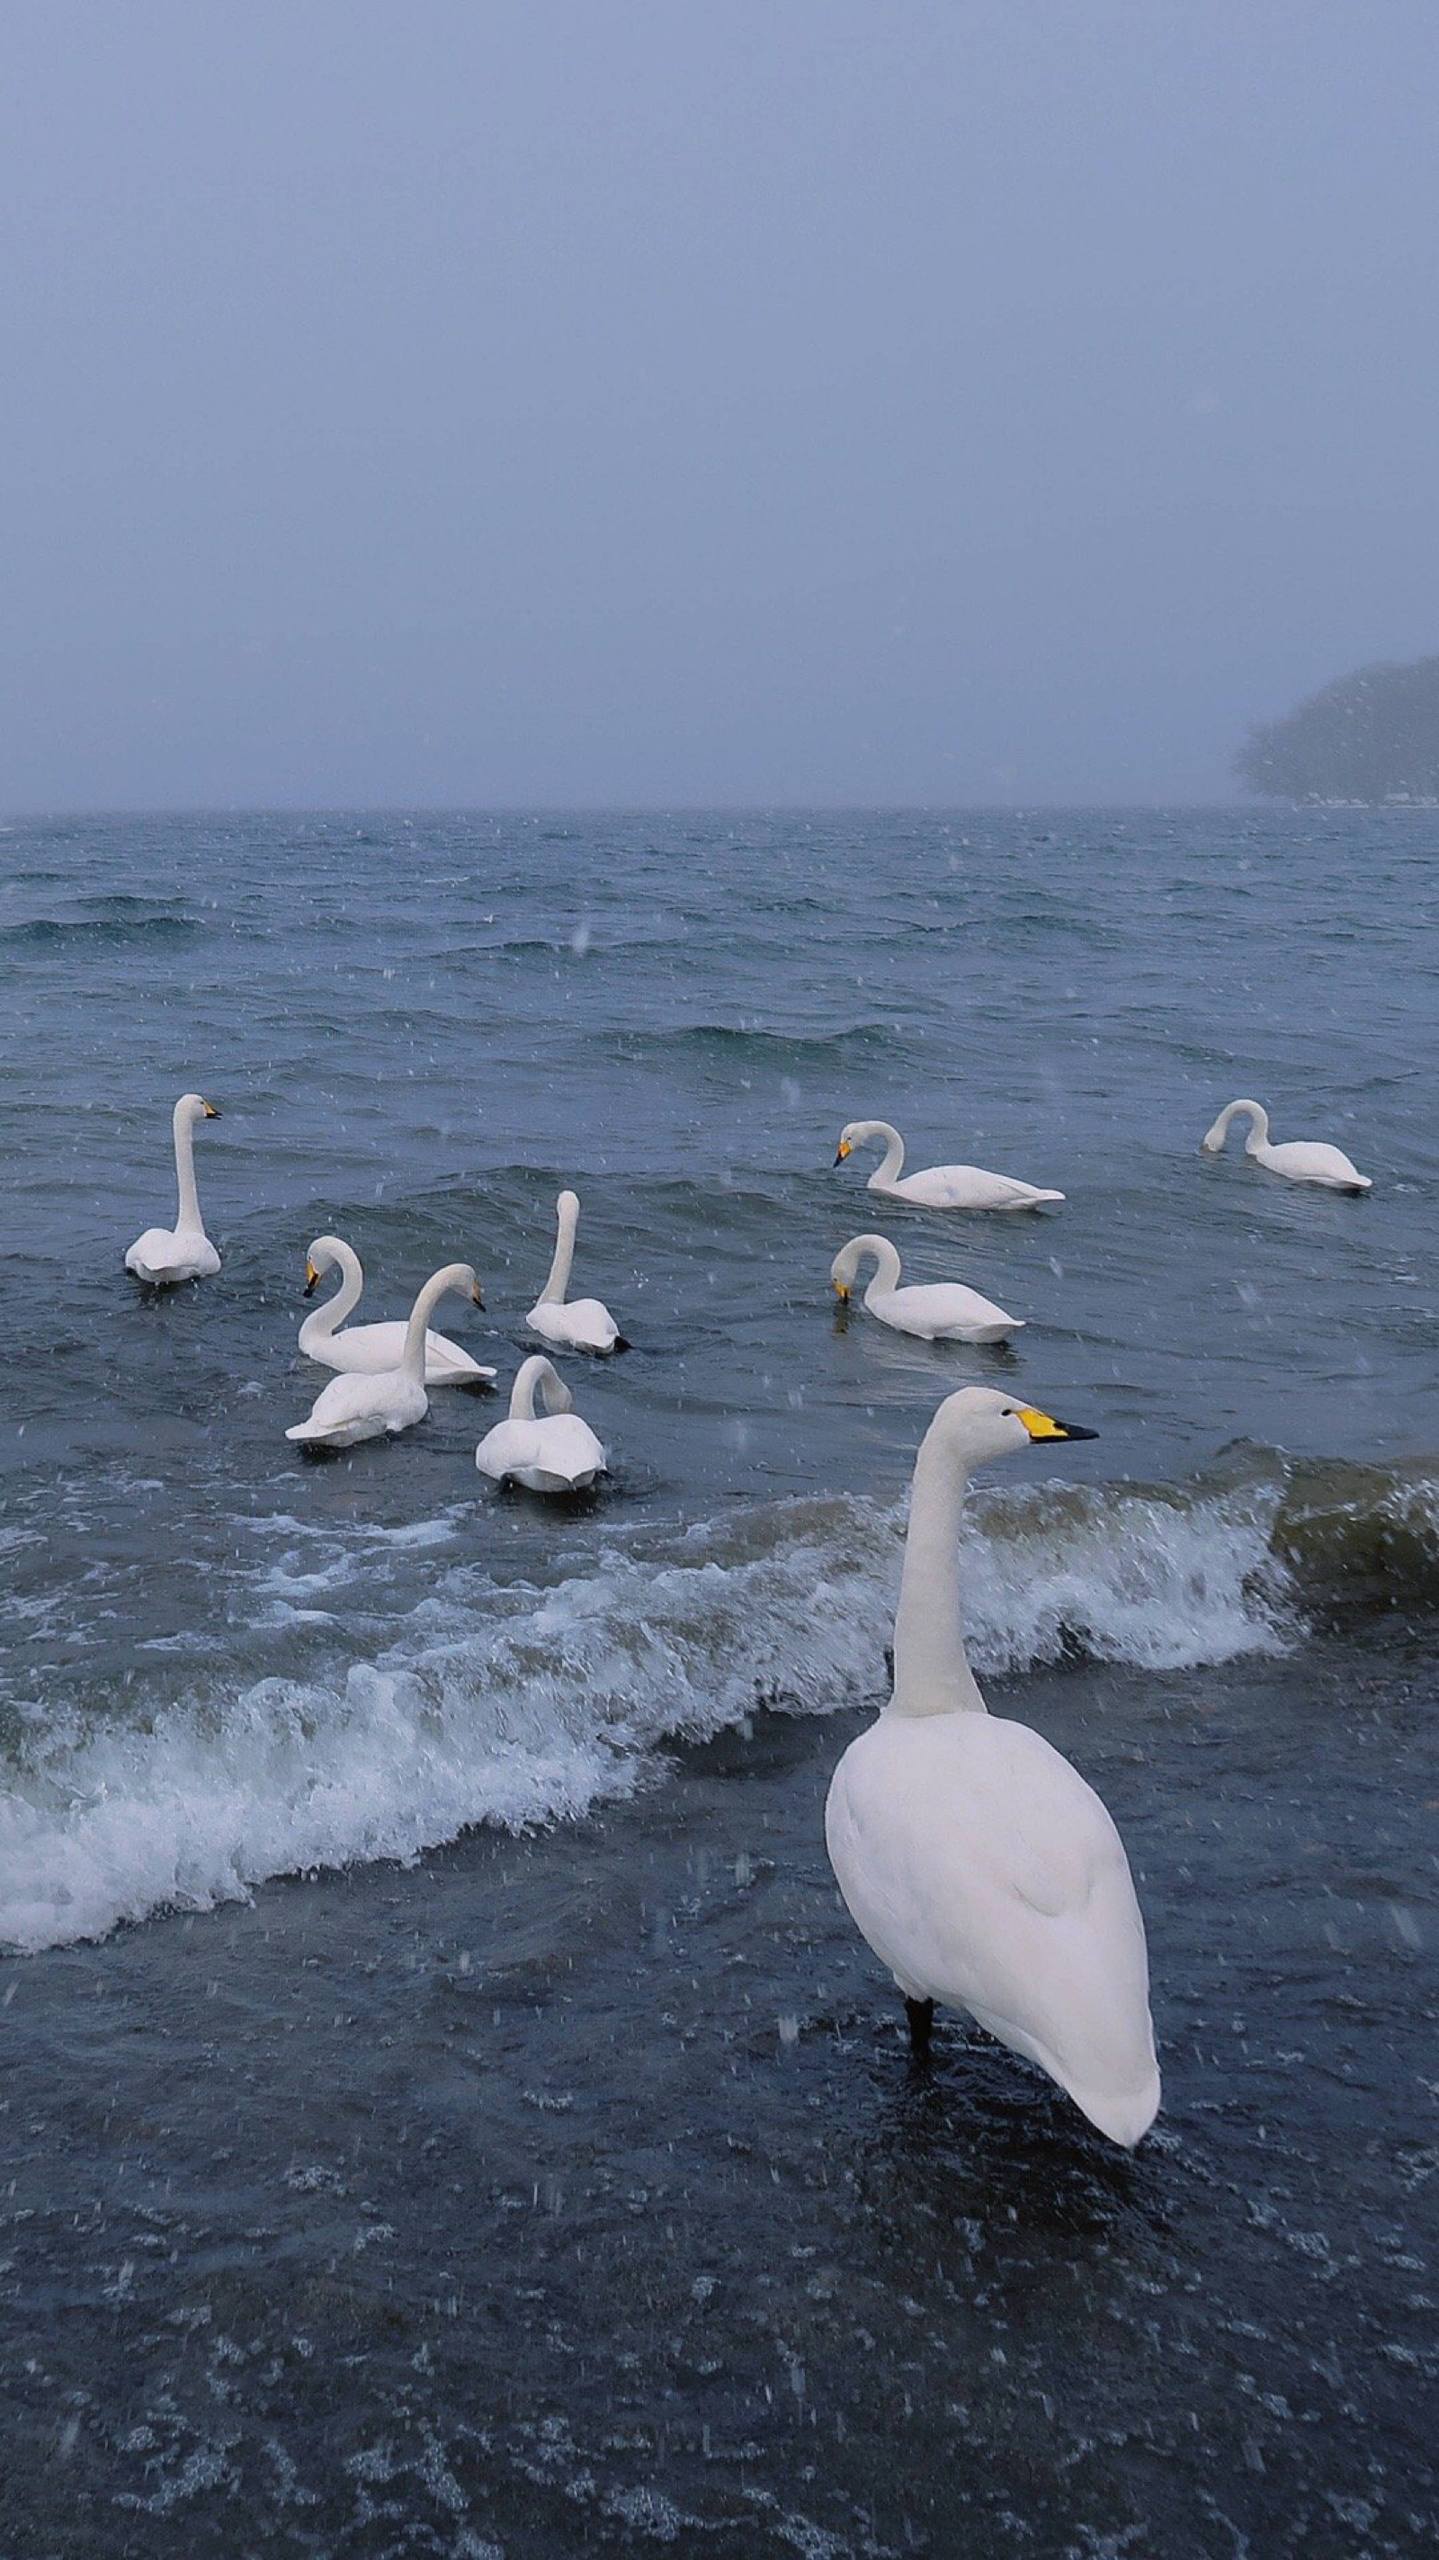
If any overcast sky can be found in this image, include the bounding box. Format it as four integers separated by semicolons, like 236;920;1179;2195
4;1;1437;808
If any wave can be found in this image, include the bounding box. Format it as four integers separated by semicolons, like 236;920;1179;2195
1;911;198;949
595;1021;900;1069
0;1459;1332;1956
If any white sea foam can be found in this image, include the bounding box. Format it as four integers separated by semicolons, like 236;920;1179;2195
0;1484;1287;1953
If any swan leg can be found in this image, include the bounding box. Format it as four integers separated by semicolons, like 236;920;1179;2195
904;1996;935;2060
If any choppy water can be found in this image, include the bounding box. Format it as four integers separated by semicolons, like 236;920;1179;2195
3;808;1436;2554
2;807;1437;1947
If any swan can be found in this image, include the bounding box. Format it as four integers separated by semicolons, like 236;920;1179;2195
299;1235;496;1386
527;1189;628;1353
125;1092;223;1285
825;1385;1160;2148
1201;1098;1372;1193
285;1262;484;1449
835;1120;1064;1212
476;1355;607;1493
831;1234;1022;1344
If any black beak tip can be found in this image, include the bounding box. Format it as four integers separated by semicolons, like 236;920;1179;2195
302;1276;318;1298
832;1148;845;1167
1059;1421;1099;1442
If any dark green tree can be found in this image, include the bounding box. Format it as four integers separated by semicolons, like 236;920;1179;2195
1237;656;1439;801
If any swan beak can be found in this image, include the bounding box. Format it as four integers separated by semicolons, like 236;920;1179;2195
833;1281;850;1302
470;1283;486;1309
302;1264;320;1298
833;1140;852;1164
202;1101;221;1119
1019;1406;1098;1443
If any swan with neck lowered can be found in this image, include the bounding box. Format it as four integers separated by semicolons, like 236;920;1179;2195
285;1262;484;1449
299;1236;496;1385
825;1386;1160;2148
527;1190;627;1353
835;1120;1063;1212
124;1093;223;1285
831;1234;1022;1344
1201;1098;1371;1193
476;1355;607;1493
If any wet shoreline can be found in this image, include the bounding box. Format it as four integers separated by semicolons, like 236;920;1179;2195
5;1632;1434;2558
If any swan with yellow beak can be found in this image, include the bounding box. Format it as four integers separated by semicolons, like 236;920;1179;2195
825;1386;1160;2147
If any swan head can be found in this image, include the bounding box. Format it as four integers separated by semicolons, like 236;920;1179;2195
927;1384;1098;1471
303;1235;351;1297
177;1092;221;1124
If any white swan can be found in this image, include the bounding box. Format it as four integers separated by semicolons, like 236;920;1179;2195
1201;1098;1372;1193
476;1355;607;1494
285;1262;484;1449
825;1385;1160;2148
527;1189;627;1353
835;1120;1064;1211
831;1234;1022;1344
125;1092;223;1285
299;1235;496;1386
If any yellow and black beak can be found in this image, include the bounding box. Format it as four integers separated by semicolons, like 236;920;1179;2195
303;1262;320;1298
202;1101;221;1119
833;1280;850;1303
833;1138;852;1165
1019;1405;1098;1443
470;1282;486;1310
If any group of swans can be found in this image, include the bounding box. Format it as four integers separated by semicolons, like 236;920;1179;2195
122;1105;620;1489
120;1086;1372;2148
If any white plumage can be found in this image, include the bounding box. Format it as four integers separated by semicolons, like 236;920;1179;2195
835;1119;1063;1211
527;1189;626;1353
298;1234;495;1385
831;1233;1022;1343
476;1355;607;1493
286;1261;484;1450
825;1385;1160;2148
124;1092;223;1285
1201;1098;1371;1192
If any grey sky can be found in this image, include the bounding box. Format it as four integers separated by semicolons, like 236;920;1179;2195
4;0;1437;808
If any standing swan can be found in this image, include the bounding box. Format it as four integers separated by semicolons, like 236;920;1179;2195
825;1386;1160;2148
285;1262;485;1449
299;1236;496;1385
125;1092;223;1285
527;1190;628;1353
831;1234;1022;1344
1201;1098;1372;1193
476;1355;607;1493
835;1120;1064;1212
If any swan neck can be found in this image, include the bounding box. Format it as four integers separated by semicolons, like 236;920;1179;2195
868;1122;904;1183
862;1238;902;1300
403;1267;460;1381
510;1356;572;1422
173;1102;203;1231
304;1246;361;1341
890;1428;987;1719
538;1195;577;1305
1219;1099;1269;1150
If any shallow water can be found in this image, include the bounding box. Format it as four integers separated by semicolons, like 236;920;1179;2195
2;808;1437;2551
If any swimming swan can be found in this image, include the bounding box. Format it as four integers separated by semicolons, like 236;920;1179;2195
831;1234;1022;1344
825;1385;1160;2148
1201;1098;1372;1193
527;1190;627;1353
285;1262;484;1449
476;1354;607;1493
835;1120;1064;1212
125;1093;223;1285
299;1235;496;1385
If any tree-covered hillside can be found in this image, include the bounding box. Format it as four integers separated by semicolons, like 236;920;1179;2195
1237;657;1439;802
